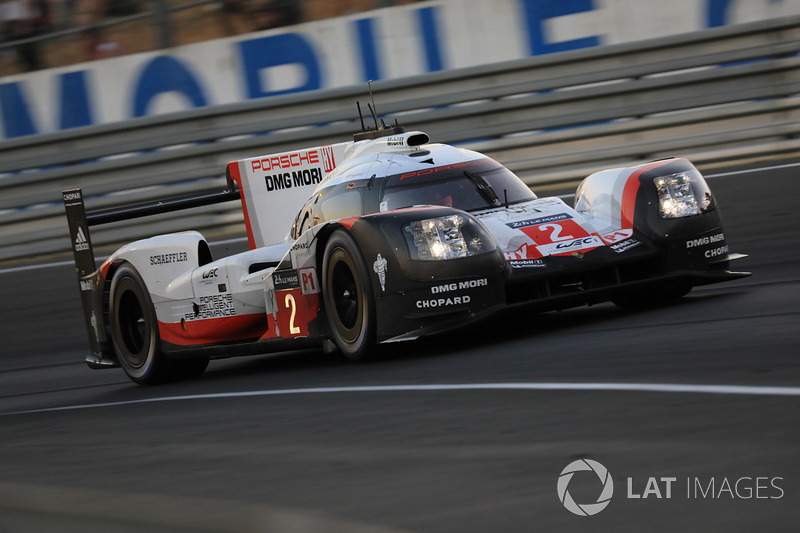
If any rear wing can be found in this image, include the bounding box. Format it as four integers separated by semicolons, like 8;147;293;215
62;186;240;363
227;142;351;249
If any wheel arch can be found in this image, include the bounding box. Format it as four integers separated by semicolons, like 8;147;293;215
313;219;389;300
312;222;359;342
318;226;377;360
313;222;354;271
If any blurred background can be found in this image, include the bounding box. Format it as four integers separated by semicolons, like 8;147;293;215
0;0;425;74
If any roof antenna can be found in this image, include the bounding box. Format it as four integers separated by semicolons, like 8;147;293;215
356;101;366;133
367;103;379;131
367;80;380;130
352;81;405;141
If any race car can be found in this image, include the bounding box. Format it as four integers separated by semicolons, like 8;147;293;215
64;123;749;384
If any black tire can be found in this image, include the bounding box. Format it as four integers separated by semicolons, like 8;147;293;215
109;264;208;384
612;283;692;309
322;230;376;360
109;264;169;384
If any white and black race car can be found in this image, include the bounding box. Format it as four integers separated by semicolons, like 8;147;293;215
64;123;749;384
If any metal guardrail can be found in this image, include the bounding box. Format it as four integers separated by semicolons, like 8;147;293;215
1;15;799;262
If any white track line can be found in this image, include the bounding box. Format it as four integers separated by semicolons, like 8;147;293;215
704;161;800;178
0;259;77;274
5;382;800;416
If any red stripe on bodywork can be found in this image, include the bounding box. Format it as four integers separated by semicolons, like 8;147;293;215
620;159;675;230
99;259;112;279
227;162;257;250
337;216;360;230
159;313;268;346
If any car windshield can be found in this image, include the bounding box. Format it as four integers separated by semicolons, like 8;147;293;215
381;158;535;212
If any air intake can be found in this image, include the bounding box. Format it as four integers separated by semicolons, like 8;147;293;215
407;133;430;146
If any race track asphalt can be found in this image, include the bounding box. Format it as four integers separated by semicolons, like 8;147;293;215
0;160;798;532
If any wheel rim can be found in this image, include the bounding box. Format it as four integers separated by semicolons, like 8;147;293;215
117;288;147;368
328;249;363;344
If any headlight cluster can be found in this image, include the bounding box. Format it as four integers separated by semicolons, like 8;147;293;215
404;214;492;260
654;170;714;219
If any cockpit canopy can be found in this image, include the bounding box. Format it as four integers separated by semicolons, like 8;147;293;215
291;157;535;239
381;158;535;212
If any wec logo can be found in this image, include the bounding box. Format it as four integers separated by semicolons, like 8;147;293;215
555;237;596;250
557;459;614;516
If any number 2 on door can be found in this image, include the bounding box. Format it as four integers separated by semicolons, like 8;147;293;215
284;293;301;334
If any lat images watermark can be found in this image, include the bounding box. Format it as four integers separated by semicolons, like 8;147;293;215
557;459;785;516
557;459;614;516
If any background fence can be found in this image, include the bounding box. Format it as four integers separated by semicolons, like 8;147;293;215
1;14;799;263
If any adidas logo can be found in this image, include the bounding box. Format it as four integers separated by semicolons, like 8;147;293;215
74;226;89;252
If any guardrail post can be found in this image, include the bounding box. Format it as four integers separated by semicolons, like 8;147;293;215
155;0;174;49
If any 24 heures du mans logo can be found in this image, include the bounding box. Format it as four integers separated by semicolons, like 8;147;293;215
558;459;785;517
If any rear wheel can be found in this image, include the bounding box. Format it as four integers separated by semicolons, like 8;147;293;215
322;230;376;360
110;264;208;384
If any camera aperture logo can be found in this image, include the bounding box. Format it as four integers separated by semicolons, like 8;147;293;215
557;459;614;516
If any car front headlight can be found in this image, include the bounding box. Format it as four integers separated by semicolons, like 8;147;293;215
404;214;493;260
654;170;714;219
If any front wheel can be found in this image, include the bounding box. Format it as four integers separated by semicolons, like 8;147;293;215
322;230;376;360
